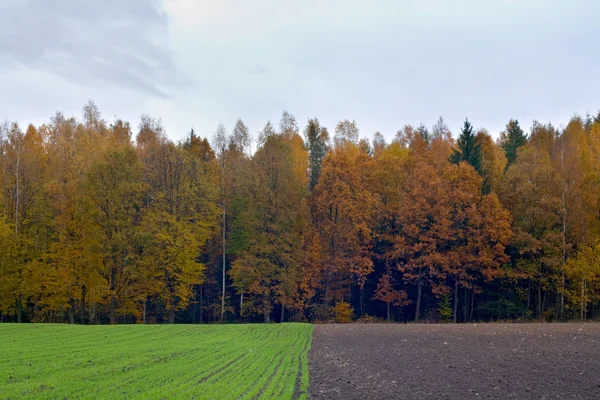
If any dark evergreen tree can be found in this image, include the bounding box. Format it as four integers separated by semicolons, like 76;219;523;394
449;119;482;174
416;124;431;145
304;118;329;191
500;119;528;170
584;113;593;132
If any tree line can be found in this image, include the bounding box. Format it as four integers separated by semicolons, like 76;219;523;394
1;102;600;324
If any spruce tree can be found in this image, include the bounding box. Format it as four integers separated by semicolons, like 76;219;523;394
416;124;431;145
500;119;528;169
450;119;482;174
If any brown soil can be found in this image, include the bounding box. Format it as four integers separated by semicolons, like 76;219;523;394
309;323;600;399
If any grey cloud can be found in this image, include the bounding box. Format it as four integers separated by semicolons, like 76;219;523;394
0;0;190;97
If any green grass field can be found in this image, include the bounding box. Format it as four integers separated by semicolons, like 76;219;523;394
0;323;313;400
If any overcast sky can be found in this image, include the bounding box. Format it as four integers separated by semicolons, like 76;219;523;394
1;0;598;143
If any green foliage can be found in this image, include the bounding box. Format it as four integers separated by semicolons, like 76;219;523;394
438;294;452;322
229;127;308;322
0;216;19;315
500;119;528;169
304;118;329;191
450;119;482;174
84;148;147;322
0;323;313;399
565;245;600;318
416;124;431;145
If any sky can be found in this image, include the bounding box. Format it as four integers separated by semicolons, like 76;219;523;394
1;0;599;144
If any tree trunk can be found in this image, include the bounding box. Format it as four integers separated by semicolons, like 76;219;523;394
16;298;22;323
463;287;468;322
280;304;285;323
143;299;147;324
169;307;175;324
581;278;586;321
469;290;475;321
555;290;560;320
387;302;391;322
193;287;198;324
415;279;423;322
109;265;117;324
221;245;226;322
199;285;203;324
221;157;226;322
333;273;339;305
80;285;87;324
360;287;365;317
68;297;75;324
206;295;210;323
537;283;542;320
264;294;270;323
324;268;331;304
109;295;116;325
543;290;548;319
453;281;459;323
239;292;244;318
14;140;21;234
560;135;566;321
91;302;96;324
526;279;531;316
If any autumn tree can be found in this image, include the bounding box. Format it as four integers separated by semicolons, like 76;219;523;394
0;197;20;321
3;102;600;325
370;141;411;320
138;135;220;323
441;163;511;322
500;143;563;319
394;125;425;152
0;122;52;322
566;245;600;320
39;111;106;323
394;156;511;321
334;119;359;148
372;132;386;157
84;148;147;324
432;117;451;142
392;159;450;321
215;120;255;319
231;119;252;156
554;117;600;319
312;125;375;315
229;116;308;322
476;129;507;194
212;123;229;321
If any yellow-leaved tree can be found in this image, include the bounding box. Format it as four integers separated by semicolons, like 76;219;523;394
566;245;600;320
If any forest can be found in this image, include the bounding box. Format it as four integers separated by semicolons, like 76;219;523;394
1;102;600;324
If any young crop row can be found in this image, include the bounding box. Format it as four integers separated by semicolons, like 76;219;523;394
0;323;313;399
